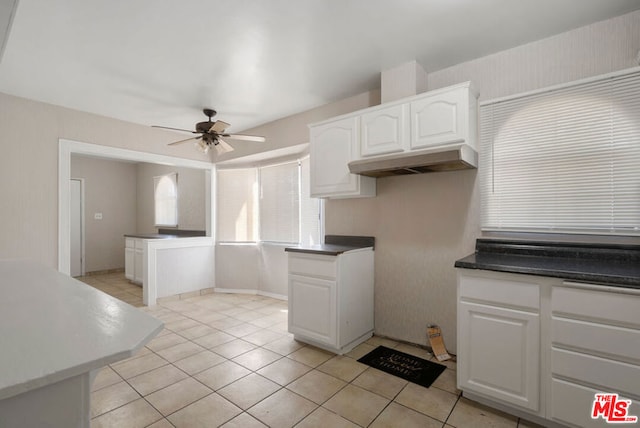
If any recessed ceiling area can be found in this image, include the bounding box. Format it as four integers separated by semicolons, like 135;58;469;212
0;0;638;133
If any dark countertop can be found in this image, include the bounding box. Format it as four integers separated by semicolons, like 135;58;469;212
285;235;375;256
125;229;207;240
124;233;181;239
455;239;640;289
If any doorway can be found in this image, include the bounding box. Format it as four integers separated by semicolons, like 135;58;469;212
70;178;84;277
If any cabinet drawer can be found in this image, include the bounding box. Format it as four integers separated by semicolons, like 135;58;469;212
549;378;640;428
552;317;640;364
134;239;145;250
550;378;639;428
288;254;337;279
459;274;539;310
125;238;135;248
552;348;640;398
553;285;640;328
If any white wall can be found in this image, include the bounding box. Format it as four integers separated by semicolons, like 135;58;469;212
70;155;137;272
0;93;210;269
258;244;289;297
215;244;261;291
214;244;289;299
136;163;206;234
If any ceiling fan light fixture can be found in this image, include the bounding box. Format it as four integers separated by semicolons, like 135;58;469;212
196;138;209;154
157;108;264;153
214;143;226;155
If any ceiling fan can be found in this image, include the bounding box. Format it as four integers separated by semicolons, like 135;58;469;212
153;108;265;155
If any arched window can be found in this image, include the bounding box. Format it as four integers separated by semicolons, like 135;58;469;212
154;173;178;226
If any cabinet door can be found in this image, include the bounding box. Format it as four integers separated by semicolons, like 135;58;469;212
288;274;337;347
133;239;144;284
124;247;134;280
310;116;374;198
360;104;409;157
410;88;466;149
458;301;540;411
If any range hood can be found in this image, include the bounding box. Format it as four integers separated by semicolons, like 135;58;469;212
348;144;478;178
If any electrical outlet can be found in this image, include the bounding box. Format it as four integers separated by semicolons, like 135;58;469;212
94;213;103;220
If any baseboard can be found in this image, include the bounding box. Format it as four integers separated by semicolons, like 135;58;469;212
214;287;287;301
84;268;125;276
156;287;215;303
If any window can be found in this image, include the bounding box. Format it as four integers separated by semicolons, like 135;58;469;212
299;157;322;246
154;173;178;227
217;168;258;242
480;69;640;235
259;161;300;243
217;156;322;244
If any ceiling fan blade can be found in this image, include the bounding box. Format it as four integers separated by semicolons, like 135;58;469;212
209;120;231;133
222;134;266;143
215;138;235;155
152;125;198;134
169;136;201;146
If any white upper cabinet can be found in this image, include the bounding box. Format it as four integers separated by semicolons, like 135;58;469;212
309;81;477;199
411;82;477;150
360;103;409;157
310;116;376;199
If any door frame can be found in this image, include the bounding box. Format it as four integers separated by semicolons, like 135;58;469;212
58;139;216;276
69;178;85;276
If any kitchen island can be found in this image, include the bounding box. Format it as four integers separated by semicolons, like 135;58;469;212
124;233;215;305
0;260;163;428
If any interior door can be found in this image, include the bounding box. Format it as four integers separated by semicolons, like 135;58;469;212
70;179;84;277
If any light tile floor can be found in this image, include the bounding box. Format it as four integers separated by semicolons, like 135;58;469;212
79;272;540;428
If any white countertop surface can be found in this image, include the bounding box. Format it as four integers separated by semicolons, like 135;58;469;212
0;260;163;401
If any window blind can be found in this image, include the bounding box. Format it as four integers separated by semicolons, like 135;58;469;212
217;168;258;242
259;161;300;243
481;69;640;235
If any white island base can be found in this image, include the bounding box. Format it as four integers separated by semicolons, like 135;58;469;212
0;260;163;428
1;372;93;427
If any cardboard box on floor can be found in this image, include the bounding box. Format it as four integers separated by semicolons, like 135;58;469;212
427;325;451;361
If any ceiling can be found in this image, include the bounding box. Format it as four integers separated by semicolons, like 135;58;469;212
1;0;639;134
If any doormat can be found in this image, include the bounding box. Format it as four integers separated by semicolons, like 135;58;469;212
357;346;446;388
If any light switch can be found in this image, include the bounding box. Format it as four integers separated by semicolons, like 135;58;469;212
94;213;103;220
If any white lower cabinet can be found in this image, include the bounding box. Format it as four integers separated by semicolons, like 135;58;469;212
125;237;144;285
287;248;374;354
458;273;540;412
458;270;640;427
124;248;134;281
549;284;640;428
